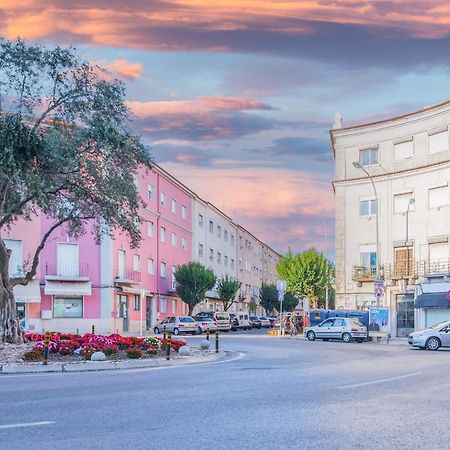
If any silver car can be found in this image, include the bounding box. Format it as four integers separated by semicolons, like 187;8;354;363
153;316;198;335
305;317;368;343
193;316;218;334
259;316;271;328
408;320;450;350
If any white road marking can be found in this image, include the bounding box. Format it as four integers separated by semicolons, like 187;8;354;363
339;371;422;389
0;421;55;430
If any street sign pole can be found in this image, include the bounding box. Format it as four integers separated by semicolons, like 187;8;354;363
276;280;287;337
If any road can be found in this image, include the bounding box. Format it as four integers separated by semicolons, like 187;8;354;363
1;331;449;450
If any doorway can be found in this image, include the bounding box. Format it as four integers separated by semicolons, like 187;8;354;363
118;295;129;332
146;296;152;331
396;294;415;337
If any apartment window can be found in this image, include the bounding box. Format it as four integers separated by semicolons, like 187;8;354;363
429;185;448;209
133;174;140;190
394;247;413;278
147;184;154;200
182;205;186;219
53;297;83;318
160;192;166;208
160;297;167;313
239;258;243;270
209;220;214;233
134;294;141;311
171;232;177;247
360;251;377;269
231;234;235;246
394;139;413;160
429;242;448;263
198;244;204;258
231;259;235;270
160;226;166;242
147;258;155;275
224;230;228;242
359;147;378;166
4;239;23;277
199;214;204;227
239;236;243;248
217;226;221;237
394;192;414;214
147;221;154;237
171;199;177;214
360;198;378;216
117;249;126;278
160;262;167;277
429;130;449;154
224;255;228;267
172;299;177;314
181;237;187;251
172;265;177;290
209;248;214;261
217;252;221;264
133;254;141;272
57;242;79;277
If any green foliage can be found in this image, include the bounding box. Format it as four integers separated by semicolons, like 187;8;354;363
23;349;43;361
281;291;298;312
259;283;278;315
248;300;257;314
217;275;241;311
276;248;334;309
174;262;216;315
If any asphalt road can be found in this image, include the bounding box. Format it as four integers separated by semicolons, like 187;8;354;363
1;331;449;450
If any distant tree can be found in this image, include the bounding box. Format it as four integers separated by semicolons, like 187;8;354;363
259;283;278;315
0;39;151;343
217;275;241;311
276;249;334;309
281;291;298;312
248;300;257;314
174;262;216;315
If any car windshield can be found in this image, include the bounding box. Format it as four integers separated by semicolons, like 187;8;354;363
200;318;212;322
216;313;228;320
179;317;195;323
430;320;450;329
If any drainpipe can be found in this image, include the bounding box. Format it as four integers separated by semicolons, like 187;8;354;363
156;170;160;325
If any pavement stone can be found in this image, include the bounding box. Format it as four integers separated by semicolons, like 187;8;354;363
2;363;63;374
63;361;117;372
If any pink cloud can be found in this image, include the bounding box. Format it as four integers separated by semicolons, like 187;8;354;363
101;59;143;80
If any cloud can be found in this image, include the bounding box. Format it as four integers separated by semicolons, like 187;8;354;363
101;59;143;80
262;136;332;161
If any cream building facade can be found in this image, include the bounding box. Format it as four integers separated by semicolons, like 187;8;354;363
331;101;450;337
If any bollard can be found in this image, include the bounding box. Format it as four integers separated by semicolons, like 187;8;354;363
91;324;95;335
166;333;172;360
163;326;167;340
206;329;210;341
215;330;219;353
76;328;79;337
43;331;50;365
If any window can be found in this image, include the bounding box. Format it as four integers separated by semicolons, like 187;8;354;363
217;226;221;237
217;252;221;264
172;299;177;314
117;249;126;278
181;237;187;251
133;254;141;272
53;297;83;318
182;205;186;219
429;130;448;154
360;198;378;216
231;234;235;246
160;226;166;242
147;258;155;275
209;248;214;261
147;221;154;237
394;140;413;160
359;148;378;166
160;192;166;207
160;262;167;277
147;184;154;200
57;242;79;277
231;259;235;270
429;185;448;209
3;239;23;276
172;266;177;290
224;230;228;242
171;199;177;214
171;232;177;247
360;250;377;269
394;192;414;214
199;214;204;227
224;255;228;267
429;242;448;263
394;247;413;278
134;294;141;311
209;220;214;233
133;175;140;190
160;297;167;313
198;244;204;257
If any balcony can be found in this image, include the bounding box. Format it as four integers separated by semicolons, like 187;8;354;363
352;266;379;285
114;266;141;285
383;261;419;281
418;259;450;278
45;263;90;281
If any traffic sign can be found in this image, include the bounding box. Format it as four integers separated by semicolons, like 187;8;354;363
276;280;287;292
278;290;284;302
374;279;385;297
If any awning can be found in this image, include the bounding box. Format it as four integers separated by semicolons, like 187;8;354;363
117;286;153;296
13;279;41;303
45;280;92;296
415;292;450;309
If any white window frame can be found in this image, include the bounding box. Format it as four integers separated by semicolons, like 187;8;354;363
160;192;166;208
160;262;167;278
171;198;177;214
147;221;154;237
133;254;141;272
199;244;204;258
359;147;378;167
160;297;167;313
147;184;154;200
171;232;177;247
360;197;378;217
199;214;204;227
147;258;155;275
429;184;448;209
428;128;449;154
394;139;414;161
393;191;414;214
181;205;186;219
160;226;166;242
181;237;187;251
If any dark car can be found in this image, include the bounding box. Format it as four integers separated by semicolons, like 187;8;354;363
249;316;262;329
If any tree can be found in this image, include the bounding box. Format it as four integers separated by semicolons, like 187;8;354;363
0;39;151;342
248;300;257;314
282;291;299;312
276;248;334;309
259;283;278;315
174;262;216;315
217;275;241;311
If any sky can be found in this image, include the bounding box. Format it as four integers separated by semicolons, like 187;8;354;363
2;1;450;259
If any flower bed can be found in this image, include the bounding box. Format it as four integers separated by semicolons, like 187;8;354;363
22;332;187;362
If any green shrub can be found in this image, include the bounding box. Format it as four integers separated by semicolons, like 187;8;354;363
127;347;142;359
103;347;118;357
23;350;43;361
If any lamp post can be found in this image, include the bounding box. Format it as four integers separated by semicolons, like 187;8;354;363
353;161;380;306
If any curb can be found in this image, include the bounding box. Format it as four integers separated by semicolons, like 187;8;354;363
0;351;227;375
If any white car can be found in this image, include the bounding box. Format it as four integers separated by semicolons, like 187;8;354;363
154;316;198;335
408;320;450;350
305;317;367;343
259;316;271;328
193;316;218;334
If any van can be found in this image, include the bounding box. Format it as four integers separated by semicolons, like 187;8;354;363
197;311;231;331
229;312;251;331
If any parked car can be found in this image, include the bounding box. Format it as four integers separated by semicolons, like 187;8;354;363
153;316;198;335
196;311;231;331
229;312;252;331
408;320;450;350
249;316;262;329
268;317;275;328
259;316;271;328
193;316;217;334
305;317;367;343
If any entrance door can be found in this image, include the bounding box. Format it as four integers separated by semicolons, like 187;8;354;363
146;296;152;331
118;295;129;332
396;294;414;337
16;302;26;329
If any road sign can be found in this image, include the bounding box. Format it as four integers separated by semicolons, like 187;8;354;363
374;279;384;297
278;290;284;302
276;280;287;292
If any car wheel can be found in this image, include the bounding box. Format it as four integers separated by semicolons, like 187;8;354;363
197;327;202;335
322;338;329;341
306;330;316;341
342;332;352;343
173;328;180;335
153;327;160;334
426;337;441;351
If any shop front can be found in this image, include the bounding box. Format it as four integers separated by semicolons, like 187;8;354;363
415;291;450;328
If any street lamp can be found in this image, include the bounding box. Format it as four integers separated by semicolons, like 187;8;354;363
353;161;381;306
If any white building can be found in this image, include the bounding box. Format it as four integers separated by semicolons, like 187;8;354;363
331;101;450;337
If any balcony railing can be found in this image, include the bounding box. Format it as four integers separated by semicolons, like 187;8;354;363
352;266;379;282
114;266;141;284
418;259;450;277
384;261;420;280
45;262;89;279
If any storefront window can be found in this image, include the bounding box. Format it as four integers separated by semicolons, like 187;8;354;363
53;297;83;318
